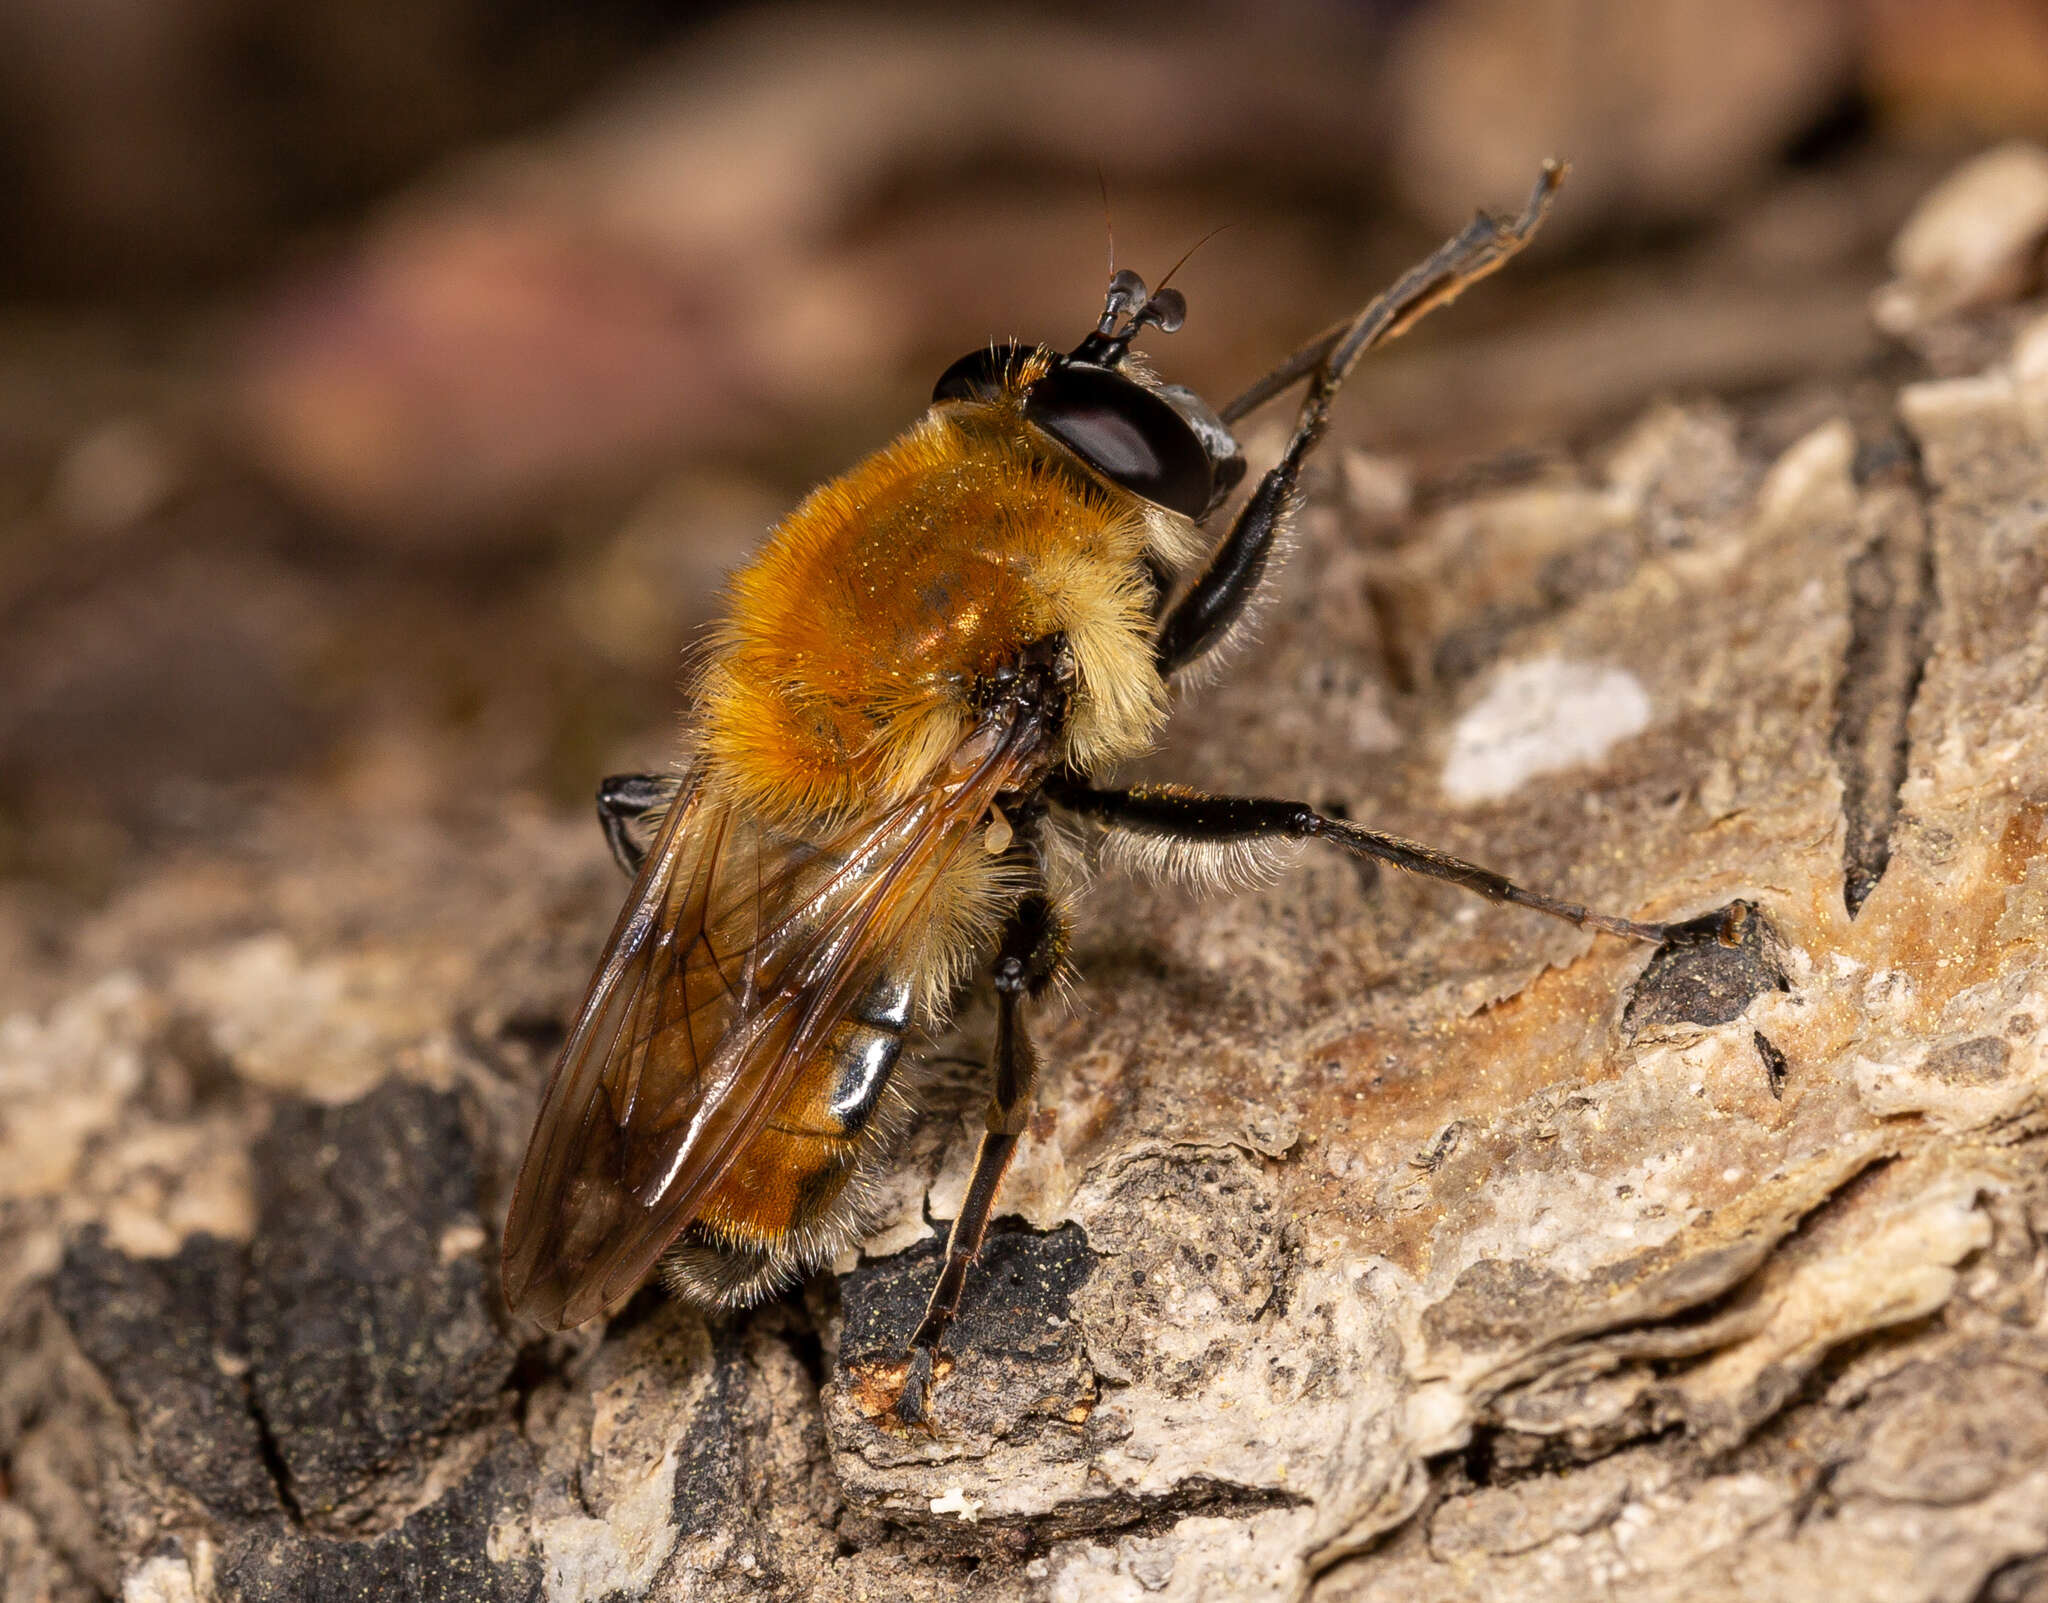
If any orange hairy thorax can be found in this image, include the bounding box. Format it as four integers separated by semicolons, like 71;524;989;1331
698;407;1171;824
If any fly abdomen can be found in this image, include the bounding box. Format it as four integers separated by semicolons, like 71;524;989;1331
661;969;915;1308
825;974;913;1134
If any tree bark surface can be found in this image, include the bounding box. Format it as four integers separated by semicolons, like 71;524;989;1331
9;171;2048;1603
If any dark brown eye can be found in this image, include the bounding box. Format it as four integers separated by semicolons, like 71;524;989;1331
932;343;1029;404
1022;362;1213;519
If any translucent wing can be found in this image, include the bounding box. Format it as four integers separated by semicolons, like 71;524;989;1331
502;716;1037;1330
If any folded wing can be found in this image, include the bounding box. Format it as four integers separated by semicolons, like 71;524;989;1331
502;717;1035;1330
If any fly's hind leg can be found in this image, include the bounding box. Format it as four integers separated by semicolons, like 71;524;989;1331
1154;161;1564;679
595;773;682;876
1051;779;1672;944
894;892;1065;1426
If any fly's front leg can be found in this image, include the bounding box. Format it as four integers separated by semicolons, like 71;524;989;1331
595;773;681;876
1155;162;1564;680
1153;460;1296;675
894;892;1065;1425
1051;779;1671;944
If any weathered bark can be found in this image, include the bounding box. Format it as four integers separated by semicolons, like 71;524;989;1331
10;161;2048;1603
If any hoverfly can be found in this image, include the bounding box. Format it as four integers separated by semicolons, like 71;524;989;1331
501;162;1671;1421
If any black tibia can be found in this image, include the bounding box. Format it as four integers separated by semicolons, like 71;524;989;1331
1051;779;1670;945
989;890;1065;1003
1153;463;1291;672
595;772;680;877
1216;161;1566;429
1154;161;1565;679
896;893;1065;1425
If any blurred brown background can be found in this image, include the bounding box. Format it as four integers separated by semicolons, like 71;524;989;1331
3;0;2045;1001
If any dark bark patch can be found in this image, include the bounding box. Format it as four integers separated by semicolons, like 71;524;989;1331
243;1080;516;1517
54;1228;279;1521
219;1436;539;1603
1754;1030;1790;1098
670;1328;749;1541
1832;488;1934;916
838;1222;1097;1367
1624;902;1787;1038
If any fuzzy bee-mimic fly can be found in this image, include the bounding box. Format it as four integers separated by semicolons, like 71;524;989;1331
501;162;1671;1422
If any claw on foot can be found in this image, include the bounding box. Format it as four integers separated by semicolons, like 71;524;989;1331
894;1346;937;1427
845;1349;952;1430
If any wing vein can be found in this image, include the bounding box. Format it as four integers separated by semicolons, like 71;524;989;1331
503;710;1045;1329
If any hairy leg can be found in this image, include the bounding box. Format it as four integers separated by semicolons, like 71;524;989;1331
895;892;1066;1424
594;772;681;876
1051;778;1669;944
1155;162;1565;679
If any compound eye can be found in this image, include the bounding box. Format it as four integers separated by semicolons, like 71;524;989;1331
1023;362;1213;518
932;343;1030;404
